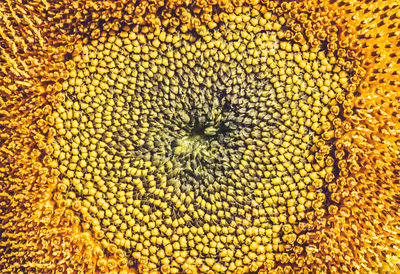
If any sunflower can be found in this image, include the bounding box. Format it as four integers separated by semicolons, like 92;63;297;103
1;0;399;273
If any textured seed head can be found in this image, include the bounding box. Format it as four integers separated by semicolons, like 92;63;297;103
2;0;400;273
48;1;361;272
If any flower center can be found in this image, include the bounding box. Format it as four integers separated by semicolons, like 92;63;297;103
50;4;353;271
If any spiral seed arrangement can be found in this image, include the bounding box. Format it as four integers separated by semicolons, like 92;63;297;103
52;3;359;272
1;0;400;273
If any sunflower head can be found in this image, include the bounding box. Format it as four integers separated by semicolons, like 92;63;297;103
1;0;400;273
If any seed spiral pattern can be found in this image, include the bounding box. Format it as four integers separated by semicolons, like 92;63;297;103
1;0;400;273
52;5;354;272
